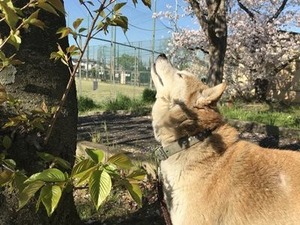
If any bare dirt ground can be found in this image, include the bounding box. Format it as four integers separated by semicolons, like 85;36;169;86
77;112;300;225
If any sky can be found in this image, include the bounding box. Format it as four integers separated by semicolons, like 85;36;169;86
64;0;198;47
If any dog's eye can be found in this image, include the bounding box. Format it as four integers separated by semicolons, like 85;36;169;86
177;73;183;78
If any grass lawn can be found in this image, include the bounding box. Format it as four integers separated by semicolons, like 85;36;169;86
75;79;300;129
220;103;300;129
76;79;147;103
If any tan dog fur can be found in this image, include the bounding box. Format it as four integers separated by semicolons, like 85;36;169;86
151;54;300;225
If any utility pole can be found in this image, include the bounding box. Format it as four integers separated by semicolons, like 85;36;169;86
150;0;157;89
86;15;90;79
78;35;82;96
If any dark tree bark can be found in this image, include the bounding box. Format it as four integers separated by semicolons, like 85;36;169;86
0;1;81;224
188;0;227;85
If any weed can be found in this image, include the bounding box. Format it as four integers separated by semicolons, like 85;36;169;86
142;88;156;103
78;96;99;112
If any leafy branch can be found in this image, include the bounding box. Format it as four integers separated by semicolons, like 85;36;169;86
1;148;145;216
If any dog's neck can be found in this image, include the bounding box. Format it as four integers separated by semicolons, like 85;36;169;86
155;123;239;161
155;130;212;161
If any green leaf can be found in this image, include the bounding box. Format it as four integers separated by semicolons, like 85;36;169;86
37;152;55;162
107;153;133;169
125;182;142;206
0;1;19;30
78;27;87;33
19;180;45;209
131;0;138;6
85;148;104;164
13;171;28;193
71;159;97;185
37;152;71;170
142;0;151;8
28;18;45;30
56;27;73;39
113;2;126;13
2;135;12;149
112;15;128;32
40;185;62;216
37;2;59;16
54;158;71;170
73;18;83;30
8;32;22;50
89;170;112;210
0;169;14;186
46;0;65;14
127;169;146;181
25;168;66;183
3;158;16;170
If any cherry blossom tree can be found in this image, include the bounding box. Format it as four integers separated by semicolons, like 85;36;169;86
156;0;300;100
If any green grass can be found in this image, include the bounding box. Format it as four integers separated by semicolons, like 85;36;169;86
76;80;299;129
76;79;146;103
220;103;300;129
76;80;154;115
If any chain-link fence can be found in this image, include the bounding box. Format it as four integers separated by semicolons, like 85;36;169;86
74;38;169;88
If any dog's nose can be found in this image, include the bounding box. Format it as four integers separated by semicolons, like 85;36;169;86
157;53;167;59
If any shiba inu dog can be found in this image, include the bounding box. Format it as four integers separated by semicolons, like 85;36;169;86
151;54;300;225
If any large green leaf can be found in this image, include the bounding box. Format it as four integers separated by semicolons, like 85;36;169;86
25;168;66;183
85;148;105;164
107;153;133;169
71;159;97;186
18;180;45;209
125;182;142;206
40;185;62;216
89;170;112;210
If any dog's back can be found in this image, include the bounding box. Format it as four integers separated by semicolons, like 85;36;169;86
151;54;300;225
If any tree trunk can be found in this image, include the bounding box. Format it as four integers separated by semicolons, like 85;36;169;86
188;0;227;85
0;1;81;224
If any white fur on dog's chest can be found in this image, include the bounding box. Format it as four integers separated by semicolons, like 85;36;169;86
159;152;206;225
160;158;188;225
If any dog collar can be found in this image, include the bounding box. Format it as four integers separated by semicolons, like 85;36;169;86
154;130;211;161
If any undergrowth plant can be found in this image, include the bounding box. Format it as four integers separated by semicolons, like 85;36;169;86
1;148;145;216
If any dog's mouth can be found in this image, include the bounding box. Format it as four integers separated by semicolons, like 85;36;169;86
152;62;164;87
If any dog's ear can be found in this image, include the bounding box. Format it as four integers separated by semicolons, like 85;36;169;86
195;83;227;107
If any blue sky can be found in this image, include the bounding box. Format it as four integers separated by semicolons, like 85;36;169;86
64;0;198;46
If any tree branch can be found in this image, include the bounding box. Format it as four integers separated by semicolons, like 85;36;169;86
188;46;209;54
267;0;288;23
272;53;300;76
237;0;255;19
186;0;208;34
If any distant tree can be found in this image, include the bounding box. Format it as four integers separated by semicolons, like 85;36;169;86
117;53;147;71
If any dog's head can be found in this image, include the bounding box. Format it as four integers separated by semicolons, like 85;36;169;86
151;54;226;145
